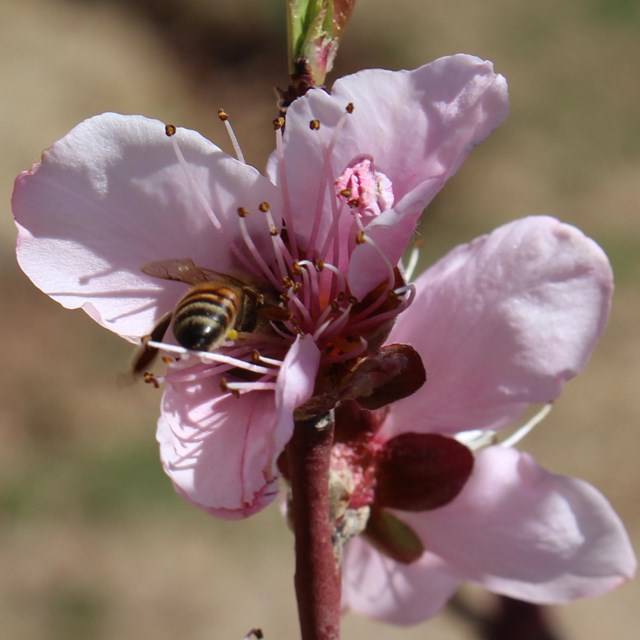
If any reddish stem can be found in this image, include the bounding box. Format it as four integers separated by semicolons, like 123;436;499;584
286;412;341;640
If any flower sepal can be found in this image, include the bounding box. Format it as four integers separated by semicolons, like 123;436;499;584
346;343;426;410
362;508;424;564
375;432;474;511
294;343;426;421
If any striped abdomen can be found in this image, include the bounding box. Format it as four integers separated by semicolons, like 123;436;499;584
172;284;241;352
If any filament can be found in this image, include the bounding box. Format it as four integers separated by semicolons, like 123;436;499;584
275;126;299;260
218;110;245;163
168;134;258;276
499;404;553;449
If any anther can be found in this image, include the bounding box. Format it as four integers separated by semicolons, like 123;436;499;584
356;230;367;245
220;377;240;398
273;117;285;130
314;259;325;271
269;226;279;237
161;355;174;364
339;188;353;198
291;261;302;275
331;300;340;312
165;123;177;137
280;293;291;303
217;108;229;122
292;282;302;293
143;371;160;388
259;201;271;213
348;295;359;304
346;102;354;114
309;119;321;130
251;350;261;363
237;206;250;218
282;276;294;288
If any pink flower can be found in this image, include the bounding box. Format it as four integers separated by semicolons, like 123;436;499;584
336;217;636;623
12;54;508;518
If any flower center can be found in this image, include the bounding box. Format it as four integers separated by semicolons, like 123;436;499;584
147;109;415;395
335;156;394;217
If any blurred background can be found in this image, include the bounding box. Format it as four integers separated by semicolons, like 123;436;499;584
1;0;638;638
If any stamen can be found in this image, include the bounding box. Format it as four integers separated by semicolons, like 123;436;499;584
348;232;398;326
296;260;322;318
286;284;314;328
315;304;352;342
403;240;422;283
312;311;336;341
270;319;301;341
220;377;241;398
166;133;258;276
146;341;275;375
321;262;347;298
455;430;498;450
146;342;189;357
218;108;245;163
164;363;235;384
499;404;553;449
224;380;278;393
318;163;345;291
236;211;281;289
321;336;368;364
259;202;292;280
306;109;353;258
309;119;321;130
251;351;283;367
349;285;414;334
274;126;299;260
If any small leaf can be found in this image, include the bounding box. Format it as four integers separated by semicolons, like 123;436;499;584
362;508;424;564
376;433;474;511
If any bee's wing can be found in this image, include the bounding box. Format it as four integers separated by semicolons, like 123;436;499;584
141;258;238;285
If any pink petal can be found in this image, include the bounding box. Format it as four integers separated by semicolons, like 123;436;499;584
271;335;322;474
403;447;636;603
156;336;319;520
157;371;281;520
347;188;430;298
13;113;282;339
342;537;460;625
268;54;508;287
382;216;613;437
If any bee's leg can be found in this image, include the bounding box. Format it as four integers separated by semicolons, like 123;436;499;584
130;311;173;377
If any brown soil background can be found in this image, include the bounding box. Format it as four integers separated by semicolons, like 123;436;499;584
1;1;638;638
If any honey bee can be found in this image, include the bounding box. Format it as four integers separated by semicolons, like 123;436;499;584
131;258;288;376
